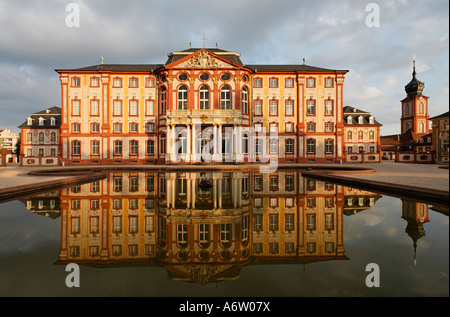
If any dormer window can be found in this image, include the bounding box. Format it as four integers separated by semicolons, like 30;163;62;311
27;117;33;125
38;117;44;126
369;116;374;124
50;117;56;126
358;116;364;124
346;116;352;124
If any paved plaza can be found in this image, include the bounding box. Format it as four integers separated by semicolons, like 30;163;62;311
0;162;448;202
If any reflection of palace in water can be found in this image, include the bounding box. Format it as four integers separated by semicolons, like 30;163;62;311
23;170;386;284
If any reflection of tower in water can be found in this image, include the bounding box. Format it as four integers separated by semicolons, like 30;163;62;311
401;200;430;266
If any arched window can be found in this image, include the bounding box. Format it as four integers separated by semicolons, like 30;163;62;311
178;85;188;110
220;85;231;110
199;85;209;110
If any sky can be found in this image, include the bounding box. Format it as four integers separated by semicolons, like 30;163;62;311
0;0;448;135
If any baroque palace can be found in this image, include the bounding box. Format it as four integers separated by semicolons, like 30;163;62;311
19;47;382;166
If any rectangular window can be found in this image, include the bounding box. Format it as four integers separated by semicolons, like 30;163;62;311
325;123;334;132
307;122;315;132
113;216;122;233
254;214;263;231
325;214;334;230
285;100;294;116
90;77;99;87
146;100;154;116
270;176;278;191
270;100;278;115
307;78;315;87
113;77;122;88
286;140;294;154
285;78;294;88
325;140;334;154
254;78;262;87
114;123;122;133
72;77;80;87
114;141;122;156
130;100;138;116
72;141;81;156
254;100;262;116
72;100;80;115
270;138;278;154
325;78;334;87
254;176;263;191
269;214;278;231
146;140;154;155
325;100;333;115
92;141;99;155
91;123;99;133
286;175;294;191
130;141;138;155
130;123;138;133
285;214;294;230
91;100;99;115
307;214;316;230
307;100;315;115
285;123;294;133
114;100;122;116
129;78;139;88
307;139;315;154
146;77;155;87
269;78;278;88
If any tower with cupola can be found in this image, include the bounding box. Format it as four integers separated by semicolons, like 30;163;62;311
401;55;430;135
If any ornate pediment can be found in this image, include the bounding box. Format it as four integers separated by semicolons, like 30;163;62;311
177;51;232;69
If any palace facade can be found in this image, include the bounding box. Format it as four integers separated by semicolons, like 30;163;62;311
54;47;368;166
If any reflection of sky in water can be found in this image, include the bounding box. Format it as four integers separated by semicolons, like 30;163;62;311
0;187;448;297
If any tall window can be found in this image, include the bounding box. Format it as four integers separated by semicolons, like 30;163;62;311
114;100;122;116
254;100;262;115
220;85;231;109
130;100;138;116
325;140;334;154
130;141;138;155
72;141;81;155
114;141;122;155
91;100;99;116
270;100;278;116
178;85;188;110
72;100;80;115
307;100;315;115
146;100;154;116
286;140;294;154
242;87;248;114
92;141;99;155
325;100;333;115
307;139;315;154
199;85;209;110
285;100;294;116
242;133;249;154
160;87;166;113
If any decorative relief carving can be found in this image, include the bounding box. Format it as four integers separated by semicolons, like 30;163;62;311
181;51;230;69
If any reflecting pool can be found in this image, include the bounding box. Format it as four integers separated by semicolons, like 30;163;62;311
0;169;448;297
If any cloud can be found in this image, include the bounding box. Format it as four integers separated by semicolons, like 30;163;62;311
0;0;448;135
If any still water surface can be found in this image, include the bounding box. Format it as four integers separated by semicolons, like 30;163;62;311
0;169;448;297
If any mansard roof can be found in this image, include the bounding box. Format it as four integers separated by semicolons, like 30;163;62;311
343;106;382;126
245;64;347;73
165;48;244;66
56;48;348;74
18;106;61;128
57;64;164;72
